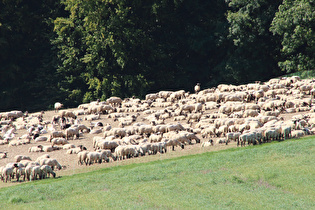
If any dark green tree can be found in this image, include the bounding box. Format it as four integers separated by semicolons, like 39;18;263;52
270;0;315;73
0;0;66;112
221;0;283;84
54;0;229;104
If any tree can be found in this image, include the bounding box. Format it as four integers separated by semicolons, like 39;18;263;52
221;0;283;84
270;0;315;73
0;0;66;112
54;0;229;104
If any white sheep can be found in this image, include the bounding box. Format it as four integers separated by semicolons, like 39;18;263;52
14;155;31;162
65;127;79;140
54;102;63;112
77;151;89;165
40;165;56;179
51;138;69;146
39;158;62;170
28;145;43;153
0;152;7;159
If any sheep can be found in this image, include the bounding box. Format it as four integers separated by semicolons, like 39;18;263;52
49;131;66;140
149;133;163;143
51;138;69;146
201;139;214;147
39;158;62;170
15;167;26;182
28;145;43;153
40;165;56;179
25;164;34;181
163;139;185;151
14;155;31;162
42;145;61;152
95;149;117;161
86;151;109;165
106;96;122;107
0;152;7;159
226;132;241;144
35;154;50;163
187;113;202;123
291;130;305;138
65;127;80;140
30;166;42;181
105;127;127;138
66;145;86;154
77;151;89;165
194;83;201;93
94;140;119;152
54;102;63;112
62;143;76;150
201;126;216;138
1;166;15;182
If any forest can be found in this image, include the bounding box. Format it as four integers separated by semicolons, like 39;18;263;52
0;0;314;112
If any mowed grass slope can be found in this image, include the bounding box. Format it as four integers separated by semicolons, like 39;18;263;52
0;137;314;209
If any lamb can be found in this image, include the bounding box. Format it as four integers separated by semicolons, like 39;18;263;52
54;102;63;112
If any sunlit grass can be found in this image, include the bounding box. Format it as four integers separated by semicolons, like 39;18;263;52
0;137;314;209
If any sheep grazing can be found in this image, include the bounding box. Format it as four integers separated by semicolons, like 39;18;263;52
39;158;62;170
54;102;63;112
40;165;56;179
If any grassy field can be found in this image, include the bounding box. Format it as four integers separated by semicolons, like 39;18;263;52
0;137;314;209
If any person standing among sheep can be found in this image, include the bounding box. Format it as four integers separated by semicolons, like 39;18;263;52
194;83;201;93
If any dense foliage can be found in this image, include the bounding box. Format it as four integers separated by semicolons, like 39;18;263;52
0;0;313;111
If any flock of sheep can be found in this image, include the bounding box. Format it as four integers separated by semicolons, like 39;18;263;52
1;75;315;183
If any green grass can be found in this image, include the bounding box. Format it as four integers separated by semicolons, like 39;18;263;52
0;137;314;209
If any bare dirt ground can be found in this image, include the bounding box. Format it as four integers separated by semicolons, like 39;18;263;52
0;102;311;188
